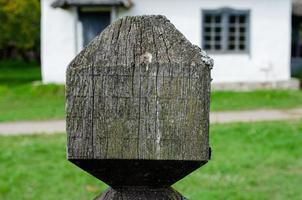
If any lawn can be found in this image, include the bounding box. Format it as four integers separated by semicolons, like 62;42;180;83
0;121;301;200
0;60;65;122
0;60;41;85
0;84;65;122
211;89;302;111
0;60;302;122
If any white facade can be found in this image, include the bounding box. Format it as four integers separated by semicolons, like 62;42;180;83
41;0;77;83
41;0;292;84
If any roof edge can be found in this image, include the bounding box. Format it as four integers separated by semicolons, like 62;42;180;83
51;0;133;9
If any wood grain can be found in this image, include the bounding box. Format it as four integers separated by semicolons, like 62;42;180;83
66;15;213;161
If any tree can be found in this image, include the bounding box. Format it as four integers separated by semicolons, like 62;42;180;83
0;0;40;60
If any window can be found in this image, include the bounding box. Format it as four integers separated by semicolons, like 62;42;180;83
202;8;250;53
292;15;302;58
78;9;111;47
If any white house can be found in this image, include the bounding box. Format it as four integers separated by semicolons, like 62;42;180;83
41;0;299;89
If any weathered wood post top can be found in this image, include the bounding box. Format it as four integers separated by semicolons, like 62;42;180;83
66;15;213;199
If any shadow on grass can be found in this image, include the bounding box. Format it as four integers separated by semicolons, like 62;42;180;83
0;59;41;86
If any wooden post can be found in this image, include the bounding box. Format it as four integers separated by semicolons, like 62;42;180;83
66;15;213;199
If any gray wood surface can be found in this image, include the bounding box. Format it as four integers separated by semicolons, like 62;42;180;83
66;15;213;161
96;187;186;200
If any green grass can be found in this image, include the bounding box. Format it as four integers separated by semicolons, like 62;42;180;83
0;60;65;122
0;83;65;122
0;59;41;85
211;90;302;111
0;59;302;122
0;121;301;199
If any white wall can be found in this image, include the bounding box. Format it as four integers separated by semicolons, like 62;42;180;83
42;0;292;83
118;0;292;83
41;0;77;83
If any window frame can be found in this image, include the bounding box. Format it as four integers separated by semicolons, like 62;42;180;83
75;6;116;52
202;8;251;54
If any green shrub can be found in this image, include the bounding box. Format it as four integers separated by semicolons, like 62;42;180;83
0;0;40;60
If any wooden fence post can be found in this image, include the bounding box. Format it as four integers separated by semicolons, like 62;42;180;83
66;15;213;199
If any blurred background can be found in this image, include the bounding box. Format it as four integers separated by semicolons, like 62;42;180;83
0;0;302;199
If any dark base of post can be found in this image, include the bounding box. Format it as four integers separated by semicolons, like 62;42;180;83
95;187;187;200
